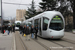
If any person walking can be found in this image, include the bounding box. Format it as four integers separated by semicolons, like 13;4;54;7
23;25;27;36
2;25;5;34
19;25;22;34
5;25;8;31
10;25;12;33
31;25;34;38
12;25;15;33
7;25;11;35
0;26;1;33
35;25;38;39
4;25;7;31
25;25;30;41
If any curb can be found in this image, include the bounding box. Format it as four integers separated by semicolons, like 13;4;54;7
14;33;16;50
11;33;16;50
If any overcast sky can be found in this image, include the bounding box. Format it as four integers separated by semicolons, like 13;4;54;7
2;0;42;20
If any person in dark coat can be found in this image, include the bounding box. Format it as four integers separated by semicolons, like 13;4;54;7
4;25;6;30
22;25;27;36
13;25;15;33
10;25;12;33
35;25;38;39
25;25;30;41
7;25;11;35
19;25;23;34
0;26;1;33
6;25;8;30
31;25;34;38
2;25;5;34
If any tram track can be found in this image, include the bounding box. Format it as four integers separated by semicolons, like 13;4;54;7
32;36;72;50
15;32;28;50
37;36;74;50
15;31;74;50
62;38;75;44
16;31;48;50
50;41;72;50
32;38;51;50
50;37;75;50
49;38;75;50
48;38;75;50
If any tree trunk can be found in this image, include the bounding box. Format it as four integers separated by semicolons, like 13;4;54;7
73;1;75;33
73;8;75;29
73;0;75;29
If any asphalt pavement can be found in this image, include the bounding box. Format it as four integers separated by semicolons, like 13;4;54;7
0;31;75;50
0;32;14;50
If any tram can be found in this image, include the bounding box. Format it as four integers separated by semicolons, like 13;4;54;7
15;21;21;30
23;11;65;39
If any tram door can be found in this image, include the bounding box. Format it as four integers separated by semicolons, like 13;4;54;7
38;18;42;36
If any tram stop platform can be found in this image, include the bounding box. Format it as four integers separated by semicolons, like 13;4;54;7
0;32;14;50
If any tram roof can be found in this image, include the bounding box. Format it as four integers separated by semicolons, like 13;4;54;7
15;21;21;23
25;11;63;21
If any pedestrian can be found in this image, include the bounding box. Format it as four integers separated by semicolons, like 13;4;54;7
19;25;22;34
12;25;15;33
5;25;8;34
4;25;6;31
35;25;38;39
7;25;11;35
31;25;34;38
23;25;27;36
2;25;5;34
6;25;8;30
10;25;12;33
25;25;30;41
0;26;1;33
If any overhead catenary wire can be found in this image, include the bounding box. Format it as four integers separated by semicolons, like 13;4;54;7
18;0;22;9
2;2;39;6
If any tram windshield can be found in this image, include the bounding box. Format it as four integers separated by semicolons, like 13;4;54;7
15;22;20;27
49;15;64;30
16;25;20;27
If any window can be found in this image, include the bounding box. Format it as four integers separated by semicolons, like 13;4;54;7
17;22;20;25
15;24;19;27
34;19;39;27
49;15;64;31
28;22;31;27
29;21;32;25
43;17;49;30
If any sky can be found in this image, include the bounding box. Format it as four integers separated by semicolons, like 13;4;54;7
2;0;42;20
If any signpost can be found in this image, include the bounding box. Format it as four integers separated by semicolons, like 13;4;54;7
0;0;2;27
0;0;2;33
0;0;1;16
0;0;1;26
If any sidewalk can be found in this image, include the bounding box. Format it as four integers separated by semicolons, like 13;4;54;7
0;32;14;50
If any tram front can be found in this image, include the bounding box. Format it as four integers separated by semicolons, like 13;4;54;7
48;15;65;39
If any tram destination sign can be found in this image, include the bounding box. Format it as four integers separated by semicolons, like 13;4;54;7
0;0;1;16
53;16;61;20
16;22;20;25
51;16;62;23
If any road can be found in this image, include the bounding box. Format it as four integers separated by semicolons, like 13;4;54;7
15;31;75;50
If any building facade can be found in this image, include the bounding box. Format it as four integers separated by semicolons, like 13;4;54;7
16;9;26;21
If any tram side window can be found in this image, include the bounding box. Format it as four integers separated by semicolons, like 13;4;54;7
30;21;32;26
43;17;49;30
34;19;38;27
